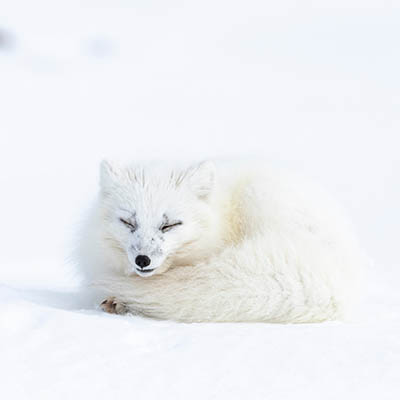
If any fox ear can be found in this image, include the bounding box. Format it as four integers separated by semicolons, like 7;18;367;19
187;161;216;199
99;159;121;193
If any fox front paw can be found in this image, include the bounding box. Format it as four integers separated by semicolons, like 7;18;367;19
100;297;128;315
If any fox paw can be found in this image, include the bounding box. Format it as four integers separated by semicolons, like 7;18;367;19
100;297;128;315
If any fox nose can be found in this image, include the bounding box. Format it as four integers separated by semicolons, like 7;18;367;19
135;255;151;268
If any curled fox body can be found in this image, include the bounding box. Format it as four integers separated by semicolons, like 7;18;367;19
76;160;365;322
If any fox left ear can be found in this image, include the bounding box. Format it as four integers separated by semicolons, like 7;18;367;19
187;161;216;199
99;159;122;194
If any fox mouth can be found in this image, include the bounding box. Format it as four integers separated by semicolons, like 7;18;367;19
135;268;155;276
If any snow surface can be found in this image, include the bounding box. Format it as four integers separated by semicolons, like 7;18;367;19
1;1;399;399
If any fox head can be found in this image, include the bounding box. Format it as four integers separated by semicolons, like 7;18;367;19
98;160;218;277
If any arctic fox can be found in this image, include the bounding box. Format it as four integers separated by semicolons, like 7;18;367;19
76;160;366;323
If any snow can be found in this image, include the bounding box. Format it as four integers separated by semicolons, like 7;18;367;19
2;273;400;399
0;1;399;399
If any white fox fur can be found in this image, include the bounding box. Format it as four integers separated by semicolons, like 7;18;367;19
76;160;366;323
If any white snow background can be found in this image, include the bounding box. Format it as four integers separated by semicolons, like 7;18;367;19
0;1;399;399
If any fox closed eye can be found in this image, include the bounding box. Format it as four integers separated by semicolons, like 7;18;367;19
160;221;182;233
120;218;136;231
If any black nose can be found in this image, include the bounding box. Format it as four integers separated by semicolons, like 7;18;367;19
135;255;151;268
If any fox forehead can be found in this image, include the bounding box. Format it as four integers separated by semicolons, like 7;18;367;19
118;184;188;217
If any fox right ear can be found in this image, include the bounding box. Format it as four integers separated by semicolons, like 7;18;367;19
186;160;216;199
99;159;121;193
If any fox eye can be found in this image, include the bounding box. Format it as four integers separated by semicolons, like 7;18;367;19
160;221;182;233
120;218;136;231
